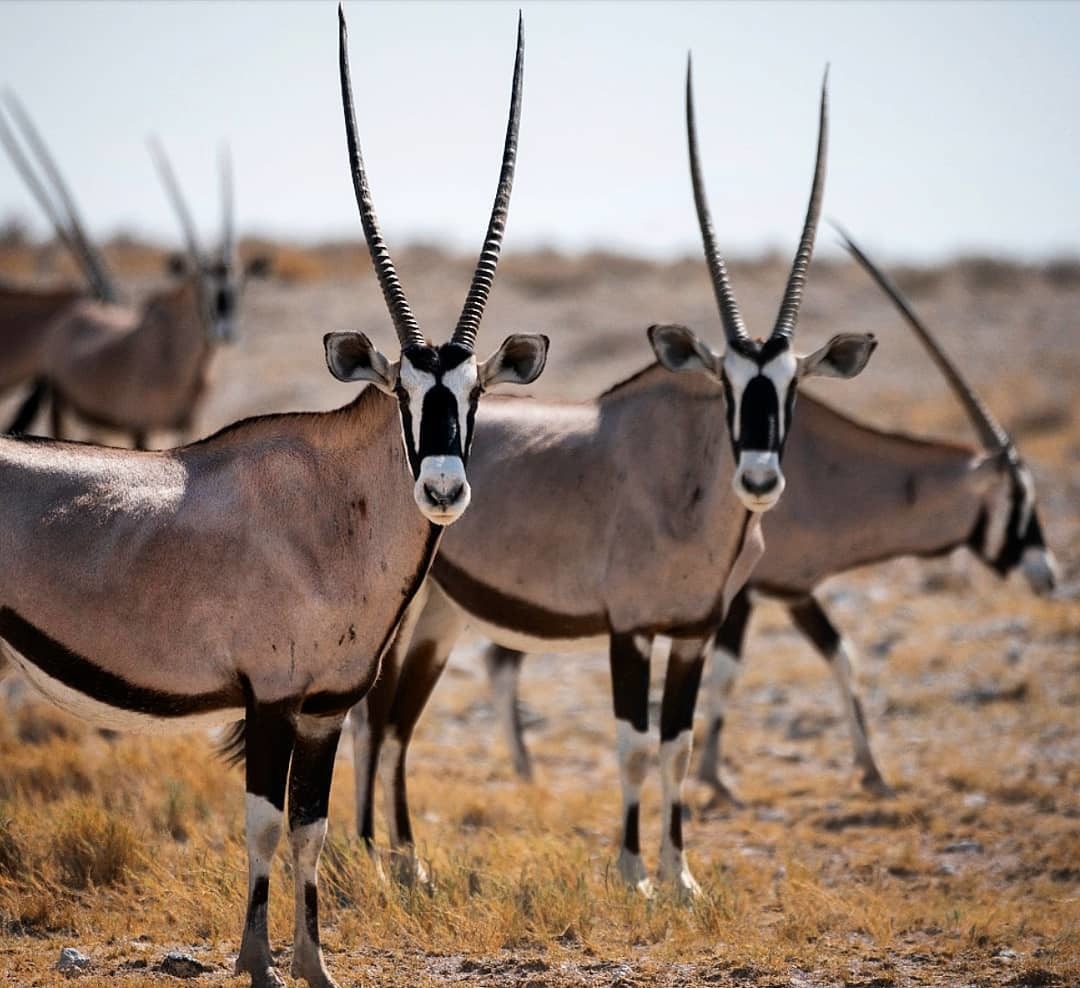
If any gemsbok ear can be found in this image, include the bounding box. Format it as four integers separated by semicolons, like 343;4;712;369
324;332;396;392
799;333;877;379
245;255;273;280
165;253;190;279
648;323;721;377
479;333;549;388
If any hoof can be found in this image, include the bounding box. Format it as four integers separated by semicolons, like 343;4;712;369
290;960;339;988
616;850;653;898
235;962;285;988
658;856;702;901
390;848;431;890
702;779;746;811
860;772;896;799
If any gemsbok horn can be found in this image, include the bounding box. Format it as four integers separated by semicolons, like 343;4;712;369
0;7;547;986
348;57;878;898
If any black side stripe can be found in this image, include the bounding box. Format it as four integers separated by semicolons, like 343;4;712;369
0;607;242;717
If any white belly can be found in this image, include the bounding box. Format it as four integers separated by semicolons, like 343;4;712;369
462;611;609;656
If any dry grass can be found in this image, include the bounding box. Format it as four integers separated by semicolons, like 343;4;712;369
0;245;1077;985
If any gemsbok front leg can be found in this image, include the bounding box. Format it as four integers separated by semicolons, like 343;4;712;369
609;632;653;895
237;700;298;988
787;596;893;796
658;635;711;897
287;713;346;988
696;587;752;804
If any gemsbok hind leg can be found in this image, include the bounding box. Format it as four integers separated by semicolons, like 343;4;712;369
287;712;345;988
609;632;653;896
352;585;428;853
695;587;752;805
236;700;297;988
483;644;532;780
658;635;710;898
788;595;893;797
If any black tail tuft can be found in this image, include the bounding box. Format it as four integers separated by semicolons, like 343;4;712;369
6;377;50;435
217;720;247;766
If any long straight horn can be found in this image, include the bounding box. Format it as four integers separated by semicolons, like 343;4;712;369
772;69;828;343
220;143;235;260
836;224;1012;454
451;11;525;352
0;106;91;290
1;92;117;303
338;4;424;349
148;137;203;263
686;55;747;344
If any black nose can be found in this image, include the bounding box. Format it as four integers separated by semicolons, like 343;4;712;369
424;484;464;508
741;473;779;497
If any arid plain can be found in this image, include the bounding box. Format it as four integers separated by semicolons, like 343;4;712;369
0;242;1077;986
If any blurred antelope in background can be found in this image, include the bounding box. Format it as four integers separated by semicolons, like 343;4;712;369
0;8;547;986
481;230;1059;805
0;92;270;447
350;60;877;898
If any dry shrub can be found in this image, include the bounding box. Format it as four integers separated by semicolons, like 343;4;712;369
51;802;141;890
0;812;25;878
15;703;87;746
0;745;94;803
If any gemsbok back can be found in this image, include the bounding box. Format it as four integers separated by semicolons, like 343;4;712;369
480;230;1059;803
350;59;878;898
0;91;270;447
0;9;547;987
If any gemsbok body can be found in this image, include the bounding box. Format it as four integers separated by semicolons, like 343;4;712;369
0;10;547;987
482;232;1059;804
350;60;877;898
0;92;269;447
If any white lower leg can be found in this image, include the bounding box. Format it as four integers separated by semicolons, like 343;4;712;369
615;719;652;894
830;638;884;785
658;729;700;896
289;818;334;987
237;795;284;982
697;648;739;786
489;656;531;780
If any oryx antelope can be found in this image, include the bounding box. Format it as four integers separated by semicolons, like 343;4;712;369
350;61;877;897
482;230;1059;802
0;91;270;447
0;9;546;987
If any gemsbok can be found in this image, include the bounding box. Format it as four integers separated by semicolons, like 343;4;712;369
0;91;270;447
0;8;546;987
350;60;878;898
480;230;1060;804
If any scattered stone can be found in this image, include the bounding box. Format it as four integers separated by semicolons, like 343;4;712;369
56;947;90;974
157;951;213;978
963;792;988;809
785;711;836;740
951;617;1029;642
942;839;984;854
953;682;1028;706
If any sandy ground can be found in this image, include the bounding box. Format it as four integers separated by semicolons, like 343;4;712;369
0;247;1077;986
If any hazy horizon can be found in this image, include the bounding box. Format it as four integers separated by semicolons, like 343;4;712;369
1;1;1078;263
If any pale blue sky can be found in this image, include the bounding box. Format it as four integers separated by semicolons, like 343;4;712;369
1;1;1077;261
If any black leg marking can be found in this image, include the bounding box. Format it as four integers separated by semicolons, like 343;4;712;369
623;803;640;856
715;586;752;657
788;595;840;656
610;634;650;731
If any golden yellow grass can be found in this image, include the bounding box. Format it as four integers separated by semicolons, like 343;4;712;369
0;245;1077;985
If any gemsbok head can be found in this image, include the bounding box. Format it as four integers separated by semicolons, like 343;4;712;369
150;138;271;346
651;61;877;511
326;6;548;525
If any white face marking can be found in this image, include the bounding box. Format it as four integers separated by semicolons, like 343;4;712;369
732;450;785;511
1021;546;1058;595
441;357;480;451
983;474;1014;561
761;348;798;439
397;358;437;454
721;350;758;443
415;454;471;524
